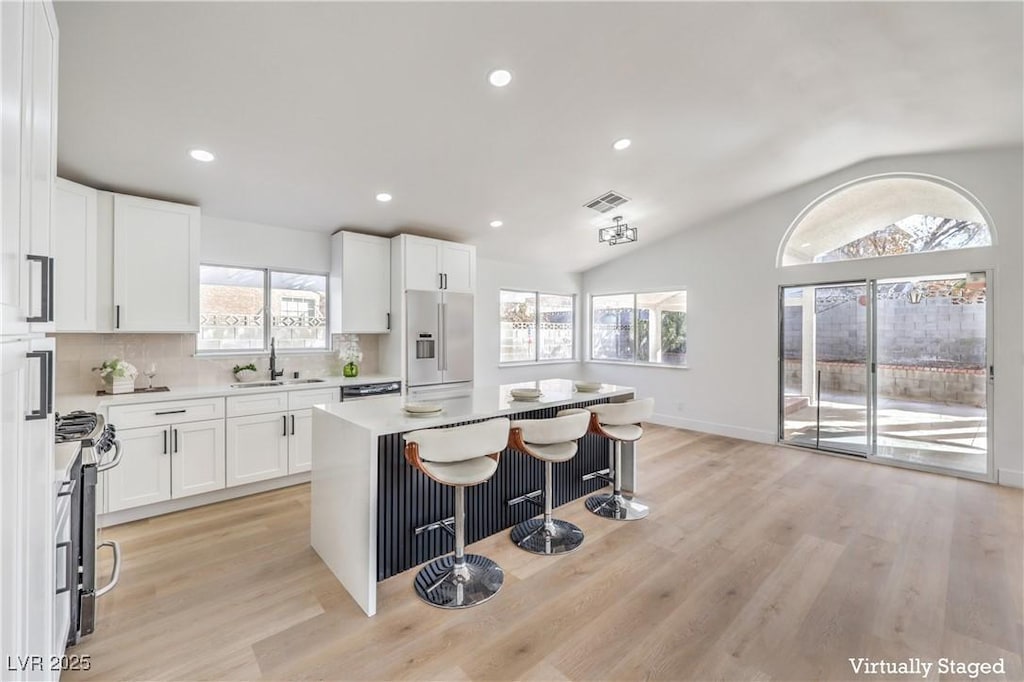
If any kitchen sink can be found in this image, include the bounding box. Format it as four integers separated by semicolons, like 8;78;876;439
229;378;327;389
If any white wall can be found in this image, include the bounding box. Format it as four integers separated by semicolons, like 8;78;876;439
580;146;1023;487
201;215;331;273
474;257;584;386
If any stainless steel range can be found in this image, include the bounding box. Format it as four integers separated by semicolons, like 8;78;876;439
55;411;123;646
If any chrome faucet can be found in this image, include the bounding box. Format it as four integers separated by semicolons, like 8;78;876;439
269;337;284;380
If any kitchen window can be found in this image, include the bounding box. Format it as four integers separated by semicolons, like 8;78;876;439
198;265;328;353
590;290;687;366
499;290;575;363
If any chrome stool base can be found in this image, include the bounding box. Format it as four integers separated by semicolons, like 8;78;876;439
510;518;585;555
586;492;650;521
413;554;504;609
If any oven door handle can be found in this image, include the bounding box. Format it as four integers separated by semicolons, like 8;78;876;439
95;540;121;598
96;439;123;473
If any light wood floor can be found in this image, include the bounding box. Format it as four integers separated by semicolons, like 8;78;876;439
68;425;1023;681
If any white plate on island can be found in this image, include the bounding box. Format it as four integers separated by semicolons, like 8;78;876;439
510;389;543;401
403;402;443;415
574;381;603;392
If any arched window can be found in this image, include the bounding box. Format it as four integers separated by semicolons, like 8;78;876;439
780;175;993;267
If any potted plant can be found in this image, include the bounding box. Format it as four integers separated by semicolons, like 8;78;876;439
93;358;138;394
339;337;363;378
233;363;259;382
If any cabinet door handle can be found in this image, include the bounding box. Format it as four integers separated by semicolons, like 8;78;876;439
173;428;178;453
386;312;391;331
25;350;50;421
163;429;168;454
155;409;186;416
55;541;72;595
115;304;121;329
442;273;448;290
438;272;443;290
25;254;50;322
282;415;287;437
290;414;295;436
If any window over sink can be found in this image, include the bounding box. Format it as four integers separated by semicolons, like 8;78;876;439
198;265;328;353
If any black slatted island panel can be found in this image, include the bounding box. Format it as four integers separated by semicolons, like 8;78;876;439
376;398;611;581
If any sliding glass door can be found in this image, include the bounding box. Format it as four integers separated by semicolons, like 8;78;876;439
871;273;989;475
779;283;869;456
779;273;991;479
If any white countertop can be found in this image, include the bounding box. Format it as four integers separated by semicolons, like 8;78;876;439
67;374;402;411
315;378;634;436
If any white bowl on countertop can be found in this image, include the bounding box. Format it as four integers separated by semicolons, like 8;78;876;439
574;381;603;392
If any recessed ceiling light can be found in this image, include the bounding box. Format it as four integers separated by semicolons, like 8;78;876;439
189;148;215;162
489;220;503;229
612;138;632;151
488;69;512;87
376;192;392;203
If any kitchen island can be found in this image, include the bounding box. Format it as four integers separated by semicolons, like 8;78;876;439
310;379;637;615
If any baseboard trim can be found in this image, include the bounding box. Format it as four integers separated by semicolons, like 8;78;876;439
648;413;775;444
99;472;311;527
997;469;1024;488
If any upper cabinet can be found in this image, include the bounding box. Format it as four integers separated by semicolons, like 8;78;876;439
399;235;475;293
1;0;58;336
54;179;99;332
329;231;391;334
113;194;200;332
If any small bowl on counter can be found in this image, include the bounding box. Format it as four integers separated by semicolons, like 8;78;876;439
574;381;603;393
509;388;543;401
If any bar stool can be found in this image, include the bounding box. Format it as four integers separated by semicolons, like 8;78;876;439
506;409;591;555
403;418;510;609
585;398;655;521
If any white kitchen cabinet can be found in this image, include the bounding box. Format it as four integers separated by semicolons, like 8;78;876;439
113;194;200;332
1;0;57;338
288;409;314;473
286;387;339;473
54;178;99;332
225;412;290;487
106;425;172;512
329;231;391;334
398;235;476;293
170;418;225;499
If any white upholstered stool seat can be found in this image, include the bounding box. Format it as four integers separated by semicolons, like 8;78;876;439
404;418;510;609
506;409;590;555
585;398;655;521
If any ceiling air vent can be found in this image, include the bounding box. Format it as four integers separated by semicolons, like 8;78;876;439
584;190;630;214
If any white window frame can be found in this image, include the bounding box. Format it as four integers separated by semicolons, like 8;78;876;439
588;289;688;368
498;289;577;365
196;264;331;356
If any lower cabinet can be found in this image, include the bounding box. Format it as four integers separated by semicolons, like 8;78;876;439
225;408;317;484
289;409;314;474
107;419;224;512
172;419;226;498
225;412;290;487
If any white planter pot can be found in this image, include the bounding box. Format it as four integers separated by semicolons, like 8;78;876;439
234;369;259;383
109;377;135;394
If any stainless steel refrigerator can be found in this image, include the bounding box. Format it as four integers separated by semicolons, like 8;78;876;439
406;290;474;388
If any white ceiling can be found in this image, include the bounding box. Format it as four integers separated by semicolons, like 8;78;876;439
54;1;1023;273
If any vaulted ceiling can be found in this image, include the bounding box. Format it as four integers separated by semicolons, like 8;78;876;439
55;1;1023;272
